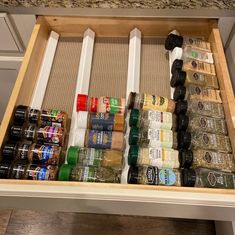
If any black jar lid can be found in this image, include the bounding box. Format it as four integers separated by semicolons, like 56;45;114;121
181;168;196;187
177;131;191;149
128;145;139;166
171;59;184;74
128;166;139;184
173;86;186;101
170;69;186;87
2;142;18;159
0;162;12;179
165;34;184;51
14;105;29;124
127;92;137;110
177;115;189;131
175;100;188;115
129;127;140;145
129;109;140;127
10;125;24;141
179;149;193;168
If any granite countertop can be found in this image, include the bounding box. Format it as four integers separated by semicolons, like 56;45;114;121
1;0;235;9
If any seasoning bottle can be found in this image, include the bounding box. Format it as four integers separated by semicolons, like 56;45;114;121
127;92;176;113
175;100;225;119
0;162;12;179
25;164;58;180
129;127;178;149
165;34;211;52
128;166;181;186
10;162;28;179
178;114;228;135
129;109;177;130
74;129;124;151
181;168;235;189
77;111;125;132
179;149;235;172
170;69;219;89
77;94;126;115
128;145;179;168
178;131;232;153
67;146;123;169
171;59;216;76
173;85;222;103
10;124;37;142
58;164;121;183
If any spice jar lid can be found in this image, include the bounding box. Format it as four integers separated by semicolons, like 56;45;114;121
14;105;29;124
173;86;186;101
171;59;183;74
181;168;196;187
127;92;136;110
179;149;193;168
127;166;139;184
129;127;140;145
67;146;80;165
128;145;139;165
165;34;184;51
10;125;24;140
177;115;189;131
175;100;188;115
77;111;88;129
177;131;191;149
129;109;140;127
2;142;18;159
77;94;88;112
74;129;86;147
171;47;183;62
58;164;73;181
0;162;12;179
170;70;186;88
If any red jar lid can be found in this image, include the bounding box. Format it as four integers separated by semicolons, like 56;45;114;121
77;94;88;111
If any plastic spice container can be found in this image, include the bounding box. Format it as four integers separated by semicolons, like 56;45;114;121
128;166;181;186
0;162;12;179
129;127;178;149
129;109;177;130
165;34;211;52
74;129;124;151
67;146;123;169
170;69;219;89
76;94;126;115
178;131;232;153
58;164;121;183
173;85;222;103
77;111;125;132
178;114;227;135
127;92;176;113
128;145;179;169
181;168;235;189
179;149;235;172
175;100;225;119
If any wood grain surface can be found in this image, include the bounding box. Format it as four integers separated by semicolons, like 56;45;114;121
0;210;12;235
0;210;215;235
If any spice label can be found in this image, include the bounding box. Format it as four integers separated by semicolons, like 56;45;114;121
86;148;102;167
90;97;98;112
148;129;173;148
191;72;206;83
27;165;57;180
206;171;234;188
88;130;112;149
143;94;169;112
159;168;176;186
148;148;163;168
204;151;224;165
184;37;211;51
29;109;40;124
90;113;114;131
12;164;26;179
147;111;172;130
41;109;66;128
78;167;96;182
24;125;36;141
18;144;30;161
144;166;157;185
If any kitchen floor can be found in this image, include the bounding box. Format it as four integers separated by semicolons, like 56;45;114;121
0;210;215;235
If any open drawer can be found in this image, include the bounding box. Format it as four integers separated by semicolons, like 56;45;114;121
0;16;235;220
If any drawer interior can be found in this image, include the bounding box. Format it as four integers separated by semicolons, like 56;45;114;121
0;16;235;194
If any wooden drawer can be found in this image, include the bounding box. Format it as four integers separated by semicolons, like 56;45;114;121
0;16;235;220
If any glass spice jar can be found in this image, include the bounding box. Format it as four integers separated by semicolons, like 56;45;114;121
178;130;232;153
128;145;179;169
181;168;235;189
179;149;235;172
129;127;178;149
127;92;176;113
177;114;228;135
67;146;123;170
129;109;177;131
58;164;121;183
175;100;225;119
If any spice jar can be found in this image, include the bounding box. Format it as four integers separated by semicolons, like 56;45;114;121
67;146;123;169
10;162;28;179
170;69;219;89
74;129;124;151
128;166;181;186
129;109;177;130
128;145;179;168
175;100;225;119
179;149;235;172
129;127;178;149
178;114;227;135
10;124;37;142
165;34;211;52
127;92;176;113
1;142;19;162
181;168;235;189
0;162;12;179
58;164;121;183
77;111;125;132
178;131;232;153
173;85;222;103
77;94;126;115
171;59;216;76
